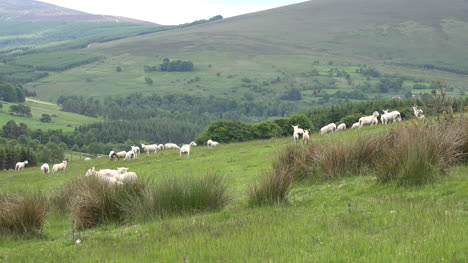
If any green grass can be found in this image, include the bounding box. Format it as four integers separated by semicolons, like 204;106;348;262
0;123;466;261
0;98;99;131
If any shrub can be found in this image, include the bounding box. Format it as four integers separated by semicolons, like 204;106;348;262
375;120;467;185
248;170;293;206
0;192;48;235
252;121;283;139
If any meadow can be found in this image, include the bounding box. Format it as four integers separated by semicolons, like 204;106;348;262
0;98;99;131
0;122;466;262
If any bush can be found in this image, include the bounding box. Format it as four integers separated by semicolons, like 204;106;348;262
375;121;467;185
196;120;253;143
248;170;293;205
0;192;48;235
252;121;283;139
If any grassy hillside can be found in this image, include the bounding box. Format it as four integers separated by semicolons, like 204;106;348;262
25;0;467;106
0;98;99;131
0;123;466;261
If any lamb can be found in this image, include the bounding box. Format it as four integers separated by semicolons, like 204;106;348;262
359;111;380;127
157;144;165;152
302;130;310;144
124;150;135;161
320;123;336;135
165;143;181;150
412;106;425;120
141;144;158;155
207;139;219;148
52;160;68;173
15;161;28;171
84;157;91;161
292;125;305;144
85;168;122;185
180;141;197;158
336;123;347;132
381;109;402;124
114;172;138;183
116;167;129;174
351;122;361;129
109;151;126;160
131;146;140;157
40;163;49;174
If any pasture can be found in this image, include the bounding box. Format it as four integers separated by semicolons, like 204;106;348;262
0;98;99;131
0;123;466;262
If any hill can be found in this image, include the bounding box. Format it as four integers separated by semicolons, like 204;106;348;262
0;0;154;24
0;122;467;261
25;0;467;108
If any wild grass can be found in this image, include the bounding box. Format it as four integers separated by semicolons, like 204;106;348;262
57;173;229;229
0;192;48;235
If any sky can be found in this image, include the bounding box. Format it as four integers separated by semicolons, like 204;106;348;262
39;0;305;25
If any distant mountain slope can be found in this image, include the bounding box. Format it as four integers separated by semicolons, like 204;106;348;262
0;0;154;24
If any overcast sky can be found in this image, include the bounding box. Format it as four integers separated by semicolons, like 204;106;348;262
39;0;305;25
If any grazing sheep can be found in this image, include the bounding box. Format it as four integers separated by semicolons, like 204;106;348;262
292;125;305;145
84;157;91;161
303;130;310;144
124;150;135;161
359;111;380;127
180;141;197;158
320;123;336;135
157;144;165;152
109;151;126;160
15;161;28;171
114;172;138;183
165;143;181;150
52;161;68;173
381;109;402;124
141;144;158;155
131;146;140;157
336;123;347;132
40;163;49;174
412;106;425;119
351;122;361;129
85;168;122;185
117;167;129;174
207;139;220;148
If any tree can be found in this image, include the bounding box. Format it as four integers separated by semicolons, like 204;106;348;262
40;114;52;123
145;77;153;85
116;66;122;72
9;104;32;117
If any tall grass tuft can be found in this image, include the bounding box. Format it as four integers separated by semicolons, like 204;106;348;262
375;120;467;185
59;174;229;229
0;192;48;235
248;169;294;205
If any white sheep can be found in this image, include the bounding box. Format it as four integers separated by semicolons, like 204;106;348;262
336;123;347;132
359;111;380;127
320;123;336;135
117;167;129;174
15;161;28;171
207;139;219;148
412;106;425;119
114;172;138;183
351;122;361;129
124;150;135;161
381;109;402;124
165;143;181;150
40;163;49;174
84;157;91;161
52;160;68;173
302;130;310;144
292;125;305;145
180;141;197;158
157;144;165;152
141;144;158;155
85;168;122;185
131;146;140;157
109;151;126;160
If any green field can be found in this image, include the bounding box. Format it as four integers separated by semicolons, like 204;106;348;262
23;0;468;106
1;123;466;262
0;98;99;131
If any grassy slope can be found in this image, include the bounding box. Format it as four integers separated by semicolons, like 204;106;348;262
25;0;468;103
0;123;466;262
0;98;99;131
